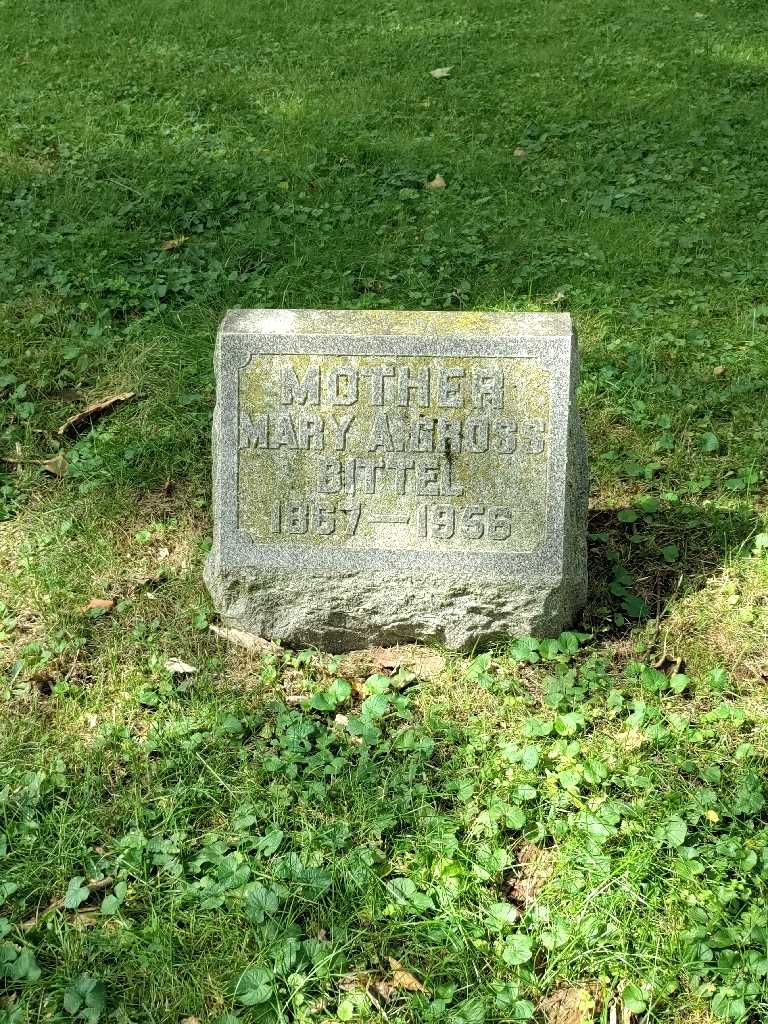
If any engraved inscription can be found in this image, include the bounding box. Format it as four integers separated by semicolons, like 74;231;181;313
271;501;363;537
237;354;551;553
416;504;514;541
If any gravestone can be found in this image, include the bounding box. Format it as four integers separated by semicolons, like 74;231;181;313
204;309;588;651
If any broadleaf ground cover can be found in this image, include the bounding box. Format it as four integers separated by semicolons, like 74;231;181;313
1;0;767;1021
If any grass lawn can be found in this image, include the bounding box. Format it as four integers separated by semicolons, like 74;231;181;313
1;0;768;1021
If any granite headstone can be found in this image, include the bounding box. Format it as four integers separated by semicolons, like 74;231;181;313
204;309;588;650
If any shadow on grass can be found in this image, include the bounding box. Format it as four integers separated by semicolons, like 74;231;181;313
582;501;761;638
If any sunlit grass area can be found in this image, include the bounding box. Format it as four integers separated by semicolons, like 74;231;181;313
1;0;767;1021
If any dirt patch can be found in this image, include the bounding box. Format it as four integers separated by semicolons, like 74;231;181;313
503;842;556;907
336;645;446;681
539;984;599;1024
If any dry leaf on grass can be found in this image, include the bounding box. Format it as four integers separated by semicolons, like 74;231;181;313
387;957;427;993
430;66;452;78
539;984;598;1024
40;452;68;477
161;235;189;251
209;624;280;654
80;598;115;614
713;365;726;377
513;146;528;158
164;658;197;676
425;174;447;190
57;392;135;436
651;647;684;672
339;962;426;1008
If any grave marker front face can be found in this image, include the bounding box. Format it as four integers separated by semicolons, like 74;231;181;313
205;309;587;650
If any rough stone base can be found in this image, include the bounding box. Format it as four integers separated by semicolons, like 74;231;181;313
203;564;585;652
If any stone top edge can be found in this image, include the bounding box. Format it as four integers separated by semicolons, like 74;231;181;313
219;308;572;338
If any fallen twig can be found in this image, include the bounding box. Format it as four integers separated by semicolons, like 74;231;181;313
57;392;135;436
20;876;113;932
